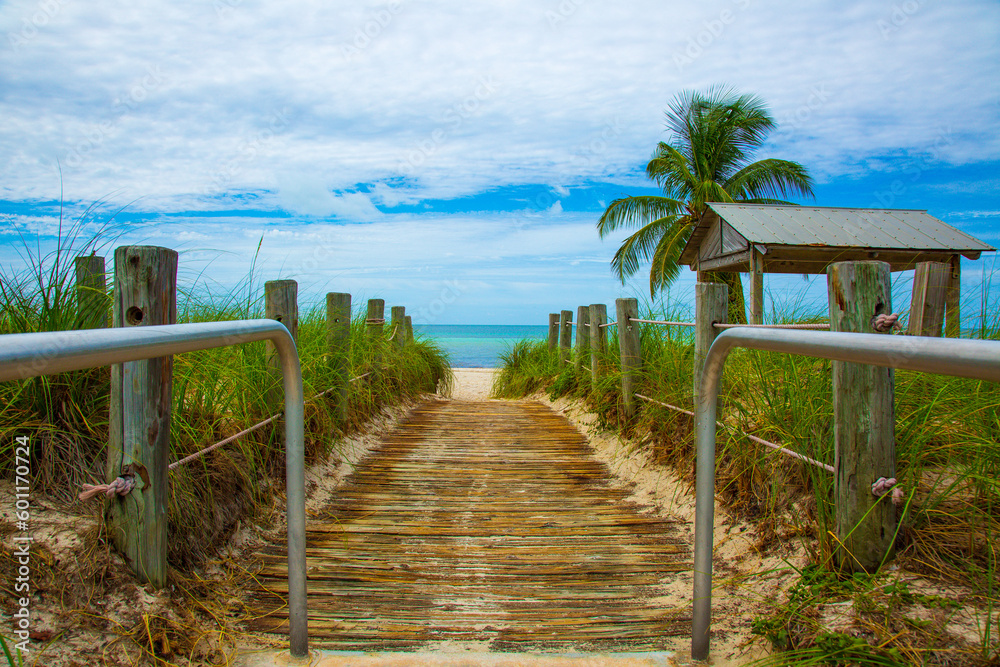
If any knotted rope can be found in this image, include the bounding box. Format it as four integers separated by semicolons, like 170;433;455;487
79;473;136;501
872;476;905;505
872;313;902;333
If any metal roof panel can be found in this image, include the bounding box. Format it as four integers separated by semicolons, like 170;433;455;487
704;204;994;252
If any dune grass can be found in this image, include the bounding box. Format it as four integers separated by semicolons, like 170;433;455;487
492;295;1000;665
0;230;450;568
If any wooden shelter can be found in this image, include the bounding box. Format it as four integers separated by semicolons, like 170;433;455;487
678;203;995;333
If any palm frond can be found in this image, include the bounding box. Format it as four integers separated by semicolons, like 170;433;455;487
596;196;683;237
608;216;678;283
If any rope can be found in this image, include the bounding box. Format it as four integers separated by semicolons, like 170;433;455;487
630;318;696;327
872;476;905;505
78;473;136;501
633;393;835;473
714;322;830;330
599;321;618;328
365;318;386;324
872;313;902;332
386;324;399;340
81;371;377;498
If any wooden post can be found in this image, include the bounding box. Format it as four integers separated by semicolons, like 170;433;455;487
548;313;559;354
265;280;298;412
908;261;949;337
574;305;590;375
326;292;351;426
945;255;961;338
404;315;414;344
558;310;572;368
827;260;896;573
390;306;406;349
589;303;607;384
694;283;728;406
615;298;641;418
75;255;107;329
107;245;177;588
748;247;764;325
366;299;385;338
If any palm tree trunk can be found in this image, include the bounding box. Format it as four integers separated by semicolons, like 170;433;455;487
703;272;747;324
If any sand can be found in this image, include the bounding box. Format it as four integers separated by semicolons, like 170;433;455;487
446;368;498;401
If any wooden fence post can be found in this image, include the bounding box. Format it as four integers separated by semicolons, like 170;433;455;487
75;254;107;329
548;313;559;354
827;260;896;573
390;306;406;349
558;310;572;368
694;283;728;407
945;255;961;338
574;305;590;375
908;261;949;337
367;299;385;338
326;292;351;426
107;245;177;588
615;298;640;418
749;247;764;325
404;315;414;344
265;280;298;412
589;303;607;384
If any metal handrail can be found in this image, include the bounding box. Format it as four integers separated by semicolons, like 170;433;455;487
0;320;309;658
691;328;1000;660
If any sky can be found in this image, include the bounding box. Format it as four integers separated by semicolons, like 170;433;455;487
1;0;998;325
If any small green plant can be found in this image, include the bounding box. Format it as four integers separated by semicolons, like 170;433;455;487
0;635;24;667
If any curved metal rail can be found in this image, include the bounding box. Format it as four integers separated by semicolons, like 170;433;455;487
0;320;309;657
692;328;1000;660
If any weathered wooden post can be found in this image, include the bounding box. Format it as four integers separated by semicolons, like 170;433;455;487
615;298;641;418
908;261;949;337
589;303;607;384
326;292;351;426
390;306;406;349
404;315;414;344
548;313;559;354
366;299;385;338
694;283;728;406
558;310;572;368
748;247;765;325
827;260;896;573
265;280;299;411
75;254;107;329
945;255;961;338
574;305;590;375
107;245;177;588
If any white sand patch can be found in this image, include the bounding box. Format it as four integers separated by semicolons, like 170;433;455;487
445;368;498;401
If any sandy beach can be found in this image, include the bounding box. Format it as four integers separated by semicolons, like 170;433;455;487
446;367;498;401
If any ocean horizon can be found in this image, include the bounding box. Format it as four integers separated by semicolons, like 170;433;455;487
414;324;548;368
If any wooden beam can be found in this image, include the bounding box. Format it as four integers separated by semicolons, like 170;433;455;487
945;255;961;338
547;313;559;353
108;245;177;588
589;303;607;384
694;282;727;407
748;247;764;325
827;261;896;573
558;310;572;368
74;254;107;329
615;299;641;419
908;261;949;337
326;292;352;426
574;305;590;375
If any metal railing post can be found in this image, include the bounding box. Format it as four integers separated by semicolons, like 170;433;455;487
0;320;309;658
692;328;1000;661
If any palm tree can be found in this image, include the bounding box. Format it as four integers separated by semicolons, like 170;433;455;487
597;85;814;322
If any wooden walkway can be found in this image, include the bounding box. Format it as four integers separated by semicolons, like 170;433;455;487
250;399;691;652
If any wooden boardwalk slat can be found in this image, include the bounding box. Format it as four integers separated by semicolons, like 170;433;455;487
249;399;691;652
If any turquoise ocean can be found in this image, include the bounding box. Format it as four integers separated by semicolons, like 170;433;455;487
414;324;548;368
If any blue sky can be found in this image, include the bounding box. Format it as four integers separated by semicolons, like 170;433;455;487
1;0;998;325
